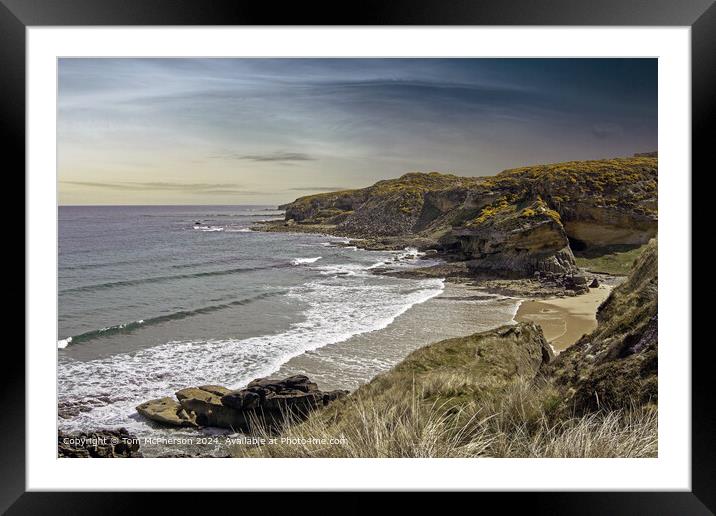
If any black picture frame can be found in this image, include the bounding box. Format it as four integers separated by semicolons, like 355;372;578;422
6;0;711;512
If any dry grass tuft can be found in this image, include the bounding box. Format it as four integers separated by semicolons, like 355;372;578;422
231;375;657;458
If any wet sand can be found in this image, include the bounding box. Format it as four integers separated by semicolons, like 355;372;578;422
275;282;521;391
514;285;612;352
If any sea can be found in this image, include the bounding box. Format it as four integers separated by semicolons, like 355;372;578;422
58;205;521;453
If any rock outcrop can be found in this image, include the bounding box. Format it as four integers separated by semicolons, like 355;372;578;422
58;428;142;458
530;270;591;295
136;396;197;427
271;156;657;277
454;198;576;275
548;239;658;413
136;375;348;432
175;385;248;430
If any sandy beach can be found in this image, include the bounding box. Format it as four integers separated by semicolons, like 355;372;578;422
515;285;612;352
275;282;521;391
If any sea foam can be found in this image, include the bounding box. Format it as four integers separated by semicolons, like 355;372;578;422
57;275;444;434
291;256;322;265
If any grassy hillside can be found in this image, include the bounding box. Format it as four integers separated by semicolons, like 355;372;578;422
550;239;658;413
232;320;657;458
574;243;650;275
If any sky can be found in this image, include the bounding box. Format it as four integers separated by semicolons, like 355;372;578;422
58;58;657;205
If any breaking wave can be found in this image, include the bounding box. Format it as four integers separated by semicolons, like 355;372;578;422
57;276;444;433
57;291;286;348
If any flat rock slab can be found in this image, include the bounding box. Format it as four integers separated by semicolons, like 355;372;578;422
136;396;197;427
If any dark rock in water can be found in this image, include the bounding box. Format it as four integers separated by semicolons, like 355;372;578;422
136;375;349;433
58;428;142;458
589;278;599;288
246;374;318;392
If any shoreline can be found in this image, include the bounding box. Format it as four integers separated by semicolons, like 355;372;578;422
272;281;522;391
66;280;523;457
60;224;619;457
514;284;613;351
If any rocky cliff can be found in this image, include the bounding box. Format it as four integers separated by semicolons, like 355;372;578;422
274;156;657;276
548;239;658;413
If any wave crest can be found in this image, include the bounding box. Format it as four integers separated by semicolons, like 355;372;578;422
57;291;285;348
291;257;322;265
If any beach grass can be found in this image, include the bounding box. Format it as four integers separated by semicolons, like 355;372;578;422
231;371;657;458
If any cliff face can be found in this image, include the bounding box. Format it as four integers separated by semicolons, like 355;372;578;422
278;156;657;276
548;239;658;413
283;172;482;236
453;197;575;275
499;158;657;249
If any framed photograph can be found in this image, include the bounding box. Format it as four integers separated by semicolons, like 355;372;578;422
9;0;711;511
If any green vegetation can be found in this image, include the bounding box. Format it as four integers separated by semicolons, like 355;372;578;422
498;157;657;216
519;196;561;223
465;194;561;229
551;239;658;414
231;323;656;458
369;171;474;194
468;197;515;226
574;243;650;275
231;374;656;459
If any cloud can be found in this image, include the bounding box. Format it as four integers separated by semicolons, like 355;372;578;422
61;181;243;192
201;189;267;195
213;151;316;162
287;187;347;192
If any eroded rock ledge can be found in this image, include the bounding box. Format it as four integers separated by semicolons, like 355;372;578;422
136;375;348;432
261;156;657;277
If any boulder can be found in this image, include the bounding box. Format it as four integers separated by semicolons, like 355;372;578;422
176;386;251;430
136;375;350;433
221;375;347;427
323;389;351;404
136;396;197;427
197;385;233;396
245;374;319;393
589;278;599;288
571;274;588;286
58;428;142;458
563;274;590;294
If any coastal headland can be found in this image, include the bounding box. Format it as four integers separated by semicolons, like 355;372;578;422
60;155;658;458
